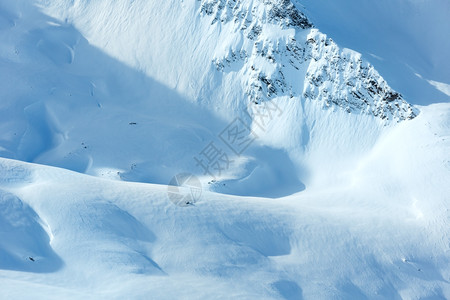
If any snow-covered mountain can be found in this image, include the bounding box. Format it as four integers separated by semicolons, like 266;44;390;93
1;0;420;189
203;0;417;121
0;0;449;298
37;0;418;121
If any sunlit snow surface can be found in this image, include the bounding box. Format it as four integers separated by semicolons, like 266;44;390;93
0;0;449;299
0;104;449;298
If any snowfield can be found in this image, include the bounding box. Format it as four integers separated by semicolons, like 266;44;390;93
0;103;449;299
0;0;449;299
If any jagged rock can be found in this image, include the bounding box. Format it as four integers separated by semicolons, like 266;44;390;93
199;0;418;121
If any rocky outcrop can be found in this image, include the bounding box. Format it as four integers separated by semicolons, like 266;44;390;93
198;0;418;121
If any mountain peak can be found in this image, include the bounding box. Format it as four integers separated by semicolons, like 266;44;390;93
200;0;417;121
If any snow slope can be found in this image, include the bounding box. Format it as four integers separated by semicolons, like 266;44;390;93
36;0;417;120
0;0;449;298
0;103;449;299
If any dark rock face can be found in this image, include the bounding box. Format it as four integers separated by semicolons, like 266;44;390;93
199;0;312;29
266;0;312;29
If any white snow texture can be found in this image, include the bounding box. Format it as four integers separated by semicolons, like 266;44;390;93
0;0;449;299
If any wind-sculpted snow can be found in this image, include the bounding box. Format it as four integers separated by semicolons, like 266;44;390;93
202;0;417;121
0;102;449;298
0;189;62;273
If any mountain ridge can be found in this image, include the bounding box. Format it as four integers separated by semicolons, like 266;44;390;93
200;0;418;121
